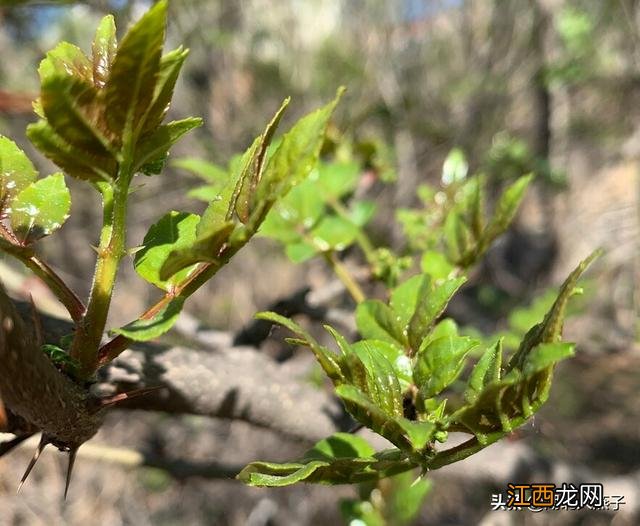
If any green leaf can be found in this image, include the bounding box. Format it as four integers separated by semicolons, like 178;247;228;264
26;120;114;183
350;340;403;417
441;147;468;185
349;200;376;227
305;432;376;460
0;136;38;210
355;339;412;389
10;173;70;244
395;419;436;451
356;300;406;347
507;250;600;372
40;74;113;156
234;98;290;223
420;251;454;281
414;336;478;398
159;221;235;280
390;274;427;329
256;311;342;381
464;339;503;404
134;118;203;174
522;342;575;375
173;157;228;182
284;241;317;263
104;0;167;139
309;215;359;251
316;161;360;199
113;296;185;341
92;15;117;88
38;41;93;84
134;211;200;290
481;174;533;248
143;47;190;134
260;178;325;240
238;435;407;487
408;276;466;352
256;89;344;216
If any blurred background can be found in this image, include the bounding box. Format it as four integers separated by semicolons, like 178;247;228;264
0;0;638;524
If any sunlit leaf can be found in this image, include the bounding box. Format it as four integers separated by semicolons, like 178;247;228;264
134;211;200;290
407;276;466;352
92;15;117;88
0;136;38;210
40;74;113;156
464;339;503;404
112;296;184;341
10;173;70;244
143;47;190;134
159;221;235;279
134;117;203;174
356;300;406;347
104;0;167;139
414;335;478;398
26;120;114;182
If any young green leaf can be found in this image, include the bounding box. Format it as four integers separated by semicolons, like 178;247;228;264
134;211;200;290
104;0;167;140
315;161;360;199
158;221;235;279
420;251;454;281
356;300;406;347
390;274;427;329
350;340;403;418
173;157;228;183
414;336;478;399
308;215;359;252
92;15;117;88
38;42;93;84
507;250;600;372
142;47;190;134
305;433;376;460
0;136;38;210
407;276;466;352
522;342;575;376
480;174;533;250
40;75;113;157
112;297;185;342
255;89;344;217
10;174;70;244
26;120;114;183
234;97;290;223
134;117;203;174
256;311;343;381
464;339;503;404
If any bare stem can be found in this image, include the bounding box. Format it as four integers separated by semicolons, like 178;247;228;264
0;226;85;322
322;251;366;304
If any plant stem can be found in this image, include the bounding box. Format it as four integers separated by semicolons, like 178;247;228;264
71;169;132;377
0;227;85;322
322;251;366;304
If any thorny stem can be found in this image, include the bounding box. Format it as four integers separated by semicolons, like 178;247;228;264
0;225;85;322
71;164;133;378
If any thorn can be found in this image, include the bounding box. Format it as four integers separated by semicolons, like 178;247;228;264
28;294;44;347
96;386;163;410
89;244;99;254
64;448;78;500
17;434;47;493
